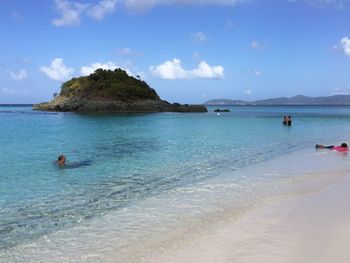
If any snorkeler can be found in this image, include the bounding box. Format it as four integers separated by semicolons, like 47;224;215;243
315;143;348;152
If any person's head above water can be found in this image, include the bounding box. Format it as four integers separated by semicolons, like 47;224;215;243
341;143;348;148
57;155;66;166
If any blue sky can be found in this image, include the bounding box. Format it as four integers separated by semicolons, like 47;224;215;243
1;0;350;104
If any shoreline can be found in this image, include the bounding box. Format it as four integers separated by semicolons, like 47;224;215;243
2;147;350;262
123;171;350;263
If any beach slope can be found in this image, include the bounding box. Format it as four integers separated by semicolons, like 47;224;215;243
131;172;350;263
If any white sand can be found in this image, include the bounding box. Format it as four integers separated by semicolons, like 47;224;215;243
128;171;350;263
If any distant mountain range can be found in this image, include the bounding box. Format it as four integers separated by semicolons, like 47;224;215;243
204;95;350;106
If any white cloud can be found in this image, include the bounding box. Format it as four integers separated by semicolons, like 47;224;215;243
52;0;87;26
251;41;261;49
117;47;141;57
253;69;261;76
340;37;350;57
331;85;350;95
192;61;224;78
304;0;347;9
150;58;224;80
150;59;187;80
1;87;20;95
246;69;261;77
191;31;207;43
39;58;74;81
332;87;343;93
87;0;117;20
53;0;246;26
9;69;27;81
287;0;349;9
80;61;119;75
52;0;116;26
80;61;142;77
251;40;269;50
244;89;252;95
123;0;245;12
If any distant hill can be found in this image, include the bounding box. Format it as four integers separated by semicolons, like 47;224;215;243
204;95;350;106
203;99;248;105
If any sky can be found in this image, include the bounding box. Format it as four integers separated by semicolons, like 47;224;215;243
1;0;350;104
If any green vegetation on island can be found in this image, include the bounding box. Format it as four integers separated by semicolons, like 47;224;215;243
60;68;159;101
34;69;207;113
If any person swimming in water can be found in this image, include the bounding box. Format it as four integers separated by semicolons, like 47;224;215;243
56;155;92;169
57;155;66;167
315;143;348;151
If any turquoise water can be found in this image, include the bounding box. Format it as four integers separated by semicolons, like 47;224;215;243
1;105;350;257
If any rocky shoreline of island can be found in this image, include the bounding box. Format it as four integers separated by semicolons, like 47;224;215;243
34;98;207;113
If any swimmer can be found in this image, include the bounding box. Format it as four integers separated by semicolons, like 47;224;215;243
57;155;66;167
56;155;92;169
315;143;348;151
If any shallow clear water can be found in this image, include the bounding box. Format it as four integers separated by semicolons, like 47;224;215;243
1;105;350;258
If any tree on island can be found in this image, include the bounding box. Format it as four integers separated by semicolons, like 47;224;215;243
60;68;160;101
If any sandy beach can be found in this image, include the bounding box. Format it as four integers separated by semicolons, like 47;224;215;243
122;170;350;263
3;145;350;263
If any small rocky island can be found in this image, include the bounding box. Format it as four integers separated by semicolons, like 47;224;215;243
214;109;230;112
34;69;207;113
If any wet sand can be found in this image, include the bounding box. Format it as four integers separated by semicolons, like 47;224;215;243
130;171;350;263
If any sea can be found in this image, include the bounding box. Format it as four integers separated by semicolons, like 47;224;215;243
1;105;350;262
